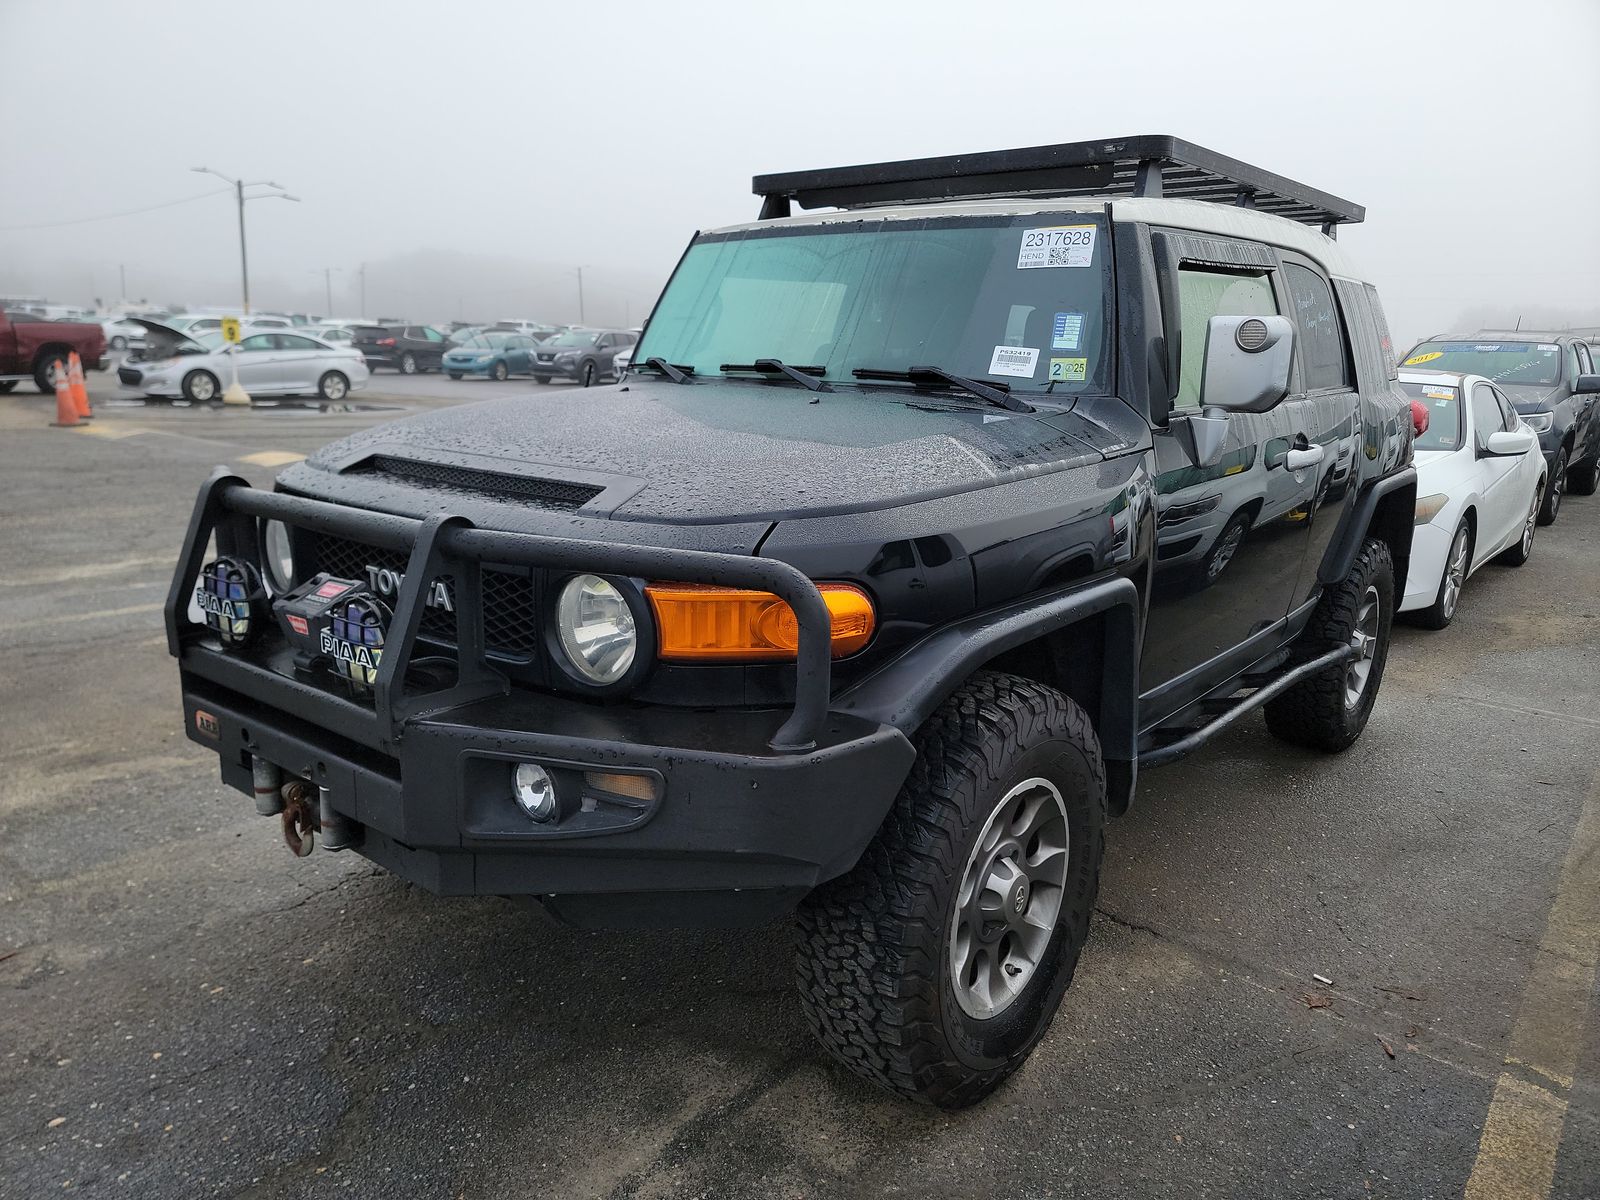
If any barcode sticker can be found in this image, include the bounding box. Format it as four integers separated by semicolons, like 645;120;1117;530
1018;225;1096;269
988;345;1040;378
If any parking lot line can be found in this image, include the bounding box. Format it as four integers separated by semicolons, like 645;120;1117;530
1463;768;1600;1200
239;450;306;467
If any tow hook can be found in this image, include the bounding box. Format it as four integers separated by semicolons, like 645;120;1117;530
281;780;317;857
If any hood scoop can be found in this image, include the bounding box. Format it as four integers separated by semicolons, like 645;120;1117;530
343;454;604;510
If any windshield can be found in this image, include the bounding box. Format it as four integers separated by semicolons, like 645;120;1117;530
195;333;225;350
634;214;1112;394
1401;381;1464;451
1401;341;1563;388
457;333;510;349
547;329;599;348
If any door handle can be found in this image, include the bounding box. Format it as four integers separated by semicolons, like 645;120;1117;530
1285;444;1325;471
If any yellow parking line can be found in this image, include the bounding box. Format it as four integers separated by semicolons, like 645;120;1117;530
72;424;142;440
239;451;305;467
1463;771;1600;1199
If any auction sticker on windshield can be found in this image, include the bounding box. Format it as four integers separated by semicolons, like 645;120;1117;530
1052;312;1084;350
1049;357;1087;382
1404;351;1443;366
1017;226;1096;269
989;346;1040;377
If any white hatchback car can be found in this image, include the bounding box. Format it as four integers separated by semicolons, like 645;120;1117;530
1399;368;1546;628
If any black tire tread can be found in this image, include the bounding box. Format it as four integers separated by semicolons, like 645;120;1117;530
1264;538;1393;752
794;671;1104;1107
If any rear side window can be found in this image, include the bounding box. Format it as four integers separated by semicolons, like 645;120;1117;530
1362;283;1398;380
279;334;321;350
1282;262;1352;391
1172;267;1278;410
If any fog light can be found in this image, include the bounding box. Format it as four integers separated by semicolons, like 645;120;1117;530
513;762;557;822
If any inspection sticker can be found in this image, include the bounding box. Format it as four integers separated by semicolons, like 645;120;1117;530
1403;351;1443;366
1048;357;1087;382
989;345;1039;378
1051;311;1084;350
1018;225;1096;269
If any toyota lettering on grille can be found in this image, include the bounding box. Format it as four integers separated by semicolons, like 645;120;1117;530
364;564;455;612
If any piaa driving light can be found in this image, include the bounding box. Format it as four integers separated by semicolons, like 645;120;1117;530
556;574;638;684
513;762;556;821
195;556;266;648
262;520;295;593
645;582;875;661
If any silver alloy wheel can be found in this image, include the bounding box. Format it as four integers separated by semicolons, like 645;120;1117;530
321;372;348;401
1344;584;1381;709
1522;485;1541;555
1548;453;1565;518
1440;526;1469;619
187;371;216;402
400;353;417;375
949;776;1071;1020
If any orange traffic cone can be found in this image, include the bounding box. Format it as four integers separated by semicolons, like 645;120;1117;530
67;351;92;419
50;360;79;427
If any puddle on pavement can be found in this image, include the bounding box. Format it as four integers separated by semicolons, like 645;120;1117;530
105;398;403;415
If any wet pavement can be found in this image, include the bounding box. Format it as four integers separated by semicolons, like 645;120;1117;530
2;371;1597;1198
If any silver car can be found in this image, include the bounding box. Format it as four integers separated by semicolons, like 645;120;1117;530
120;320;370;402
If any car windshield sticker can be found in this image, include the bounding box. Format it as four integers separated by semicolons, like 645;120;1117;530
1404;351;1443;366
1017;226;1096;269
1051;312;1084;350
989;345;1039;378
1423;389;1455;400
1048;357;1088;382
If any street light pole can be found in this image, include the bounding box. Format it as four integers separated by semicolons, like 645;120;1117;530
575;265;588;325
191;167;299;316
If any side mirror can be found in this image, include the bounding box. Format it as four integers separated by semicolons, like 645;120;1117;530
1484;429;1537;456
1186;315;1295;467
1575;373;1600;395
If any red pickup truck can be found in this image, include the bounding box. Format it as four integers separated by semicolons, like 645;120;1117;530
0;310;108;394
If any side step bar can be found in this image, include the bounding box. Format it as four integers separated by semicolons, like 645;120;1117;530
1139;643;1359;768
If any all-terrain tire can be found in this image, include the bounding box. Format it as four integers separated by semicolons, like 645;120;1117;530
794;671;1105;1108
1264;538;1394;752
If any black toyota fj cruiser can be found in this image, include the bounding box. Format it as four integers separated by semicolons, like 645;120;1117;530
169;136;1416;1107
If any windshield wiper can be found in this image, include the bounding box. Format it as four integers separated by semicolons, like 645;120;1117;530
720;359;833;393
636;357;696;384
852;365;1032;413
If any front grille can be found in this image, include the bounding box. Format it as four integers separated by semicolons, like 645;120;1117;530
345;455;602;510
310;534;538;662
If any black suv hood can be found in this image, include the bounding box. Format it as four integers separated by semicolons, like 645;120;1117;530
292;380;1127;525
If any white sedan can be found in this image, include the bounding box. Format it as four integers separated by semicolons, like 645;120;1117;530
100;317;149;352
1400;368;1545;629
121;320;369;403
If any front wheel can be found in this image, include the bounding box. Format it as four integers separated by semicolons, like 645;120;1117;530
491;361;509;382
110;336;127;351
182;370;220;403
1264;537;1394;752
398;352;418;376
795;671;1105;1108
1411;519;1470;630
317;371;349;401
1538;448;1567;525
34;357;64;393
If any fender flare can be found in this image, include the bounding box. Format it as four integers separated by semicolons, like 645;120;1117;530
1319;466;1417;586
835;574;1142;807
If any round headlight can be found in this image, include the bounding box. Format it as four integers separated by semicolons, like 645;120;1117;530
555;574;637;684
263;520;294;593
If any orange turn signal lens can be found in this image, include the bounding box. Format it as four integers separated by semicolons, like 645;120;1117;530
645;582;875;662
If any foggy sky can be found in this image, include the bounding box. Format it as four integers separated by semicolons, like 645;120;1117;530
1;0;1596;343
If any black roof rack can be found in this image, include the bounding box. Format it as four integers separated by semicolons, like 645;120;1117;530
753;135;1363;235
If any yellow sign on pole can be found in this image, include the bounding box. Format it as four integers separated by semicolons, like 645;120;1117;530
221;317;242;344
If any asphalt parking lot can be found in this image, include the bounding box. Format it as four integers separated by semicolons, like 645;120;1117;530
3;368;1597;1199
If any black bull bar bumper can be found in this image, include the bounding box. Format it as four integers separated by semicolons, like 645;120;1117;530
166;470;917;925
